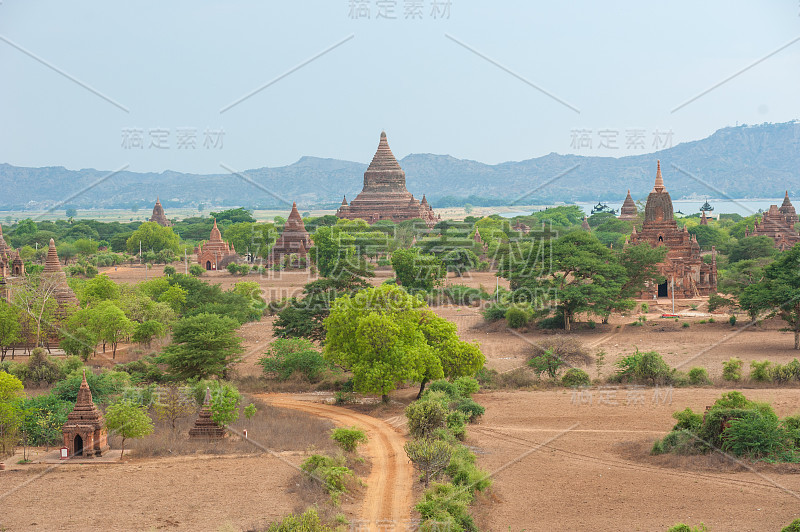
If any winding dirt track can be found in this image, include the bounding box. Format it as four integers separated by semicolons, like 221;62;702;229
261;395;413;531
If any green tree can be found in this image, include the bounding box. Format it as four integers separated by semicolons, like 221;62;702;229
727;235;776;263
57;242;77;265
73;238;98;256
65;207;78;219
14;219;37;236
309;225;373;278
595;243;667;323
104;399;154;458
404;438;452;487
209;207;255;224
391;248;445;291
159;313;243;379
88;301;134;359
60;326;97;361
0;301;22;361
324;285;483;402
158;285;187;313
0;372;25;456
125;222;180;254
442;248;479;277
509;231;626;331
153;384;194;431
132;320;166;347
13;273;61;347
740;244;800;349
207;381;241;426
81;274;120;305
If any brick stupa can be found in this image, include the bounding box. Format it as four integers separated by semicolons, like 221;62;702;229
268;202;311;265
189;388;226;439
149;197;172;227
628;161;716;298
44;238;79;307
62;369;109;457
336;131;439;227
195;219;238;271
618;190;638;220
746;192;800;251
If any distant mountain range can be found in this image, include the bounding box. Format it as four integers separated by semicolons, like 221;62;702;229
2;121;799;211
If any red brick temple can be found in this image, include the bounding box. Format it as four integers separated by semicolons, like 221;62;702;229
628;161;716;299
618;190;638;220
0;224;25;300
44;238;79;308
149;197;172;227
745;192;800;251
336;131;439;227
195;219;238;270
189;388;226;439
62;370;109;457
268;202;311;265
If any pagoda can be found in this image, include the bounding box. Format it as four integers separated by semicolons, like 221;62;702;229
62;370;109;457
746;192;800;251
336;131;439;227
268;202;311;265
189;388;226;439
44;238;79;308
618;190;638;220
149;197;172;227
628;161;716;299
195;219;238;270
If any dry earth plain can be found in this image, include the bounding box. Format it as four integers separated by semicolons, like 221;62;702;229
1;266;798;530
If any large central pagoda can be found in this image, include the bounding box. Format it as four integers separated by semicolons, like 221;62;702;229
336;131;439;227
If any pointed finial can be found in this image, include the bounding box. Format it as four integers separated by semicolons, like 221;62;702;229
204;387;211;406
653;160;665;192
49;238;56;247
213;218;218;228
380;130;387;138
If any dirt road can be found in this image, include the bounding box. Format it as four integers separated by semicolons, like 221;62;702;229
262;395;414;531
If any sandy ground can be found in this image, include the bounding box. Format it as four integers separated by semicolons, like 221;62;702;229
262;395;414;531
471;388;800;531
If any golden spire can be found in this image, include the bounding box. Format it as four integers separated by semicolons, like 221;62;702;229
653;160;665;193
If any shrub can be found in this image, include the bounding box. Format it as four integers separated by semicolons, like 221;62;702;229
729;315;737;326
749;360;772;382
530;336;592;366
682;322;690;328
330;426;368;453
613;349;673;385
537;315;564;329
258;338;330;382
561;368;591;387
667;524;708;532
25;348;63;385
446;410;468;440
782;519;800;532
266;508;336;532
687;367;711;386
226;262;239;275
529;349;566;380
428;379;460;399
163;265;176;276
505;307;527;329
415;482;477;532
300;454;354;504
404;438;453;486
671;407;703;433
772;359;800;383
454;398;485;422
481;303;508;322
446;444;491;492
640;303;649;313
722;357;743;382
406;400;448;440
453;376;480;398
188;264;204;276
722;409;794;460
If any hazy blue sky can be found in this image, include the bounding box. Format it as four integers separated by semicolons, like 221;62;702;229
1;1;799;174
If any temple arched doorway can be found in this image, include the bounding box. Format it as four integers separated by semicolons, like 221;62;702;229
657;281;668;298
205;261;212;270
73;434;83;456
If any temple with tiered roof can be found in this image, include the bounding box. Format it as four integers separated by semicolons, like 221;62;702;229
0;224;25;300
189;388;226;439
337;131;439;227
268;202;311;265
195;219;238;270
62;370;109;457
745;192;800;251
149;197;172;227
628;161;716;299
44;238;79;308
618;190;638;220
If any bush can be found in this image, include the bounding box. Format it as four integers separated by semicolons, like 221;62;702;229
404;438;453;487
682;322;690;328
722;409;794;460
446;410;467;440
722;357;743;382
415;482;477;532
782;519;800;532
667;524;708;532
444;285;488;306
561;368;591;387
330;426;368;453
258;338;330;382
25;348;63;385
505;307;527;329
671;407;703;433
300;454;354;504
772;359;800;383
406;400;448;440
428;379;460;399
481;302;508;322
687;367;711;385
749;360;772;382
453;376;480;398
729;315;737;326
446;444;491;492
613;349;673;385
537;315;564;329
266;508;336;532
188;264;204;277
454;398;485;422
163;265;176;276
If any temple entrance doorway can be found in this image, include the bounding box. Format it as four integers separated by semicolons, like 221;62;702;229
74;434;83;456
205;261;212;270
657;281;668;298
